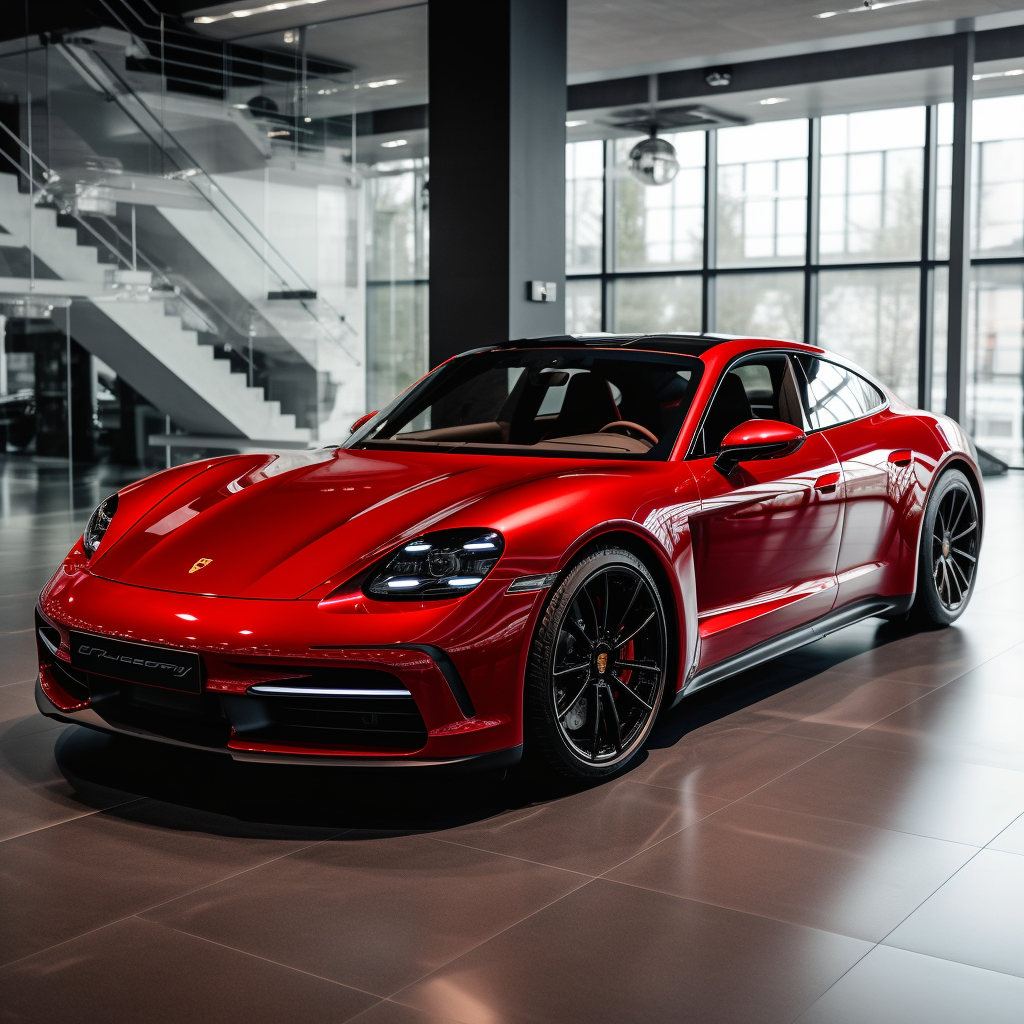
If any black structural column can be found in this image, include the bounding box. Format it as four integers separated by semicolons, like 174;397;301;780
946;31;974;423
428;0;567;366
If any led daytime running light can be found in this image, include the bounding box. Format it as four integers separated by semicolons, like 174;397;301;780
364;529;504;600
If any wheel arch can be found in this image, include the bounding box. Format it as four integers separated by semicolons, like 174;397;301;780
562;525;689;707
909;454;984;604
939;456;985;535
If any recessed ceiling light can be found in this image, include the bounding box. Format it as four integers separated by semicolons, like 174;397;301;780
565;119;587;127
760;97;789;105
366;79;400;89
194;0;328;26
381;139;408;148
813;0;935;19
973;69;1024;80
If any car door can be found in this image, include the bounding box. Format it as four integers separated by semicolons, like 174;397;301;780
792;354;923;608
689;352;845;667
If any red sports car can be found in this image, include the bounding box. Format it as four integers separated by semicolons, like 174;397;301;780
35;334;983;779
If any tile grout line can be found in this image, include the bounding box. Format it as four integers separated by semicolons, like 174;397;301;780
587;653;1006;883
0;797;147;846
778;923;1024;1024
380;877;605;1004
139;917;385;1000
123;831;354;920
0;832;350;973
425;831;605;879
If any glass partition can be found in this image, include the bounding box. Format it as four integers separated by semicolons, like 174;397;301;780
0;2;429;522
819;107;924;263
717;119;807;267
566;140;604;275
565;278;602;333
613;132;705;271
610;275;702;333
818;267;919;404
967;265;1024;466
716;272;804;342
563;90;1024;462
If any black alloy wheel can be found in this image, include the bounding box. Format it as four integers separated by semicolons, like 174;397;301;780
913;468;981;627
525;547;668;779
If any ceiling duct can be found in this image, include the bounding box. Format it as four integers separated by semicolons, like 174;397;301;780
602;103;745;136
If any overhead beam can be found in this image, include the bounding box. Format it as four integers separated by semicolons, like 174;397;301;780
566;23;1024;114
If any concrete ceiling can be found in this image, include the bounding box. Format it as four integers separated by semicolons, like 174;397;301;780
566;0;1024;79
188;0;1024;83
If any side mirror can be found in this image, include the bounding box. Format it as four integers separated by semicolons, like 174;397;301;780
714;419;806;476
350;410;379;434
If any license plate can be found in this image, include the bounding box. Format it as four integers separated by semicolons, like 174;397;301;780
70;632;202;694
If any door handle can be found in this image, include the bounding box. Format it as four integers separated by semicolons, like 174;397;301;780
889;449;913;466
814;472;840;494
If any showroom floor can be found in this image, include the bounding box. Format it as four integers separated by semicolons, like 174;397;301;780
1;457;1023;1024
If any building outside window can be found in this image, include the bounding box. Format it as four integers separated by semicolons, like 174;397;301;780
565;97;1024;468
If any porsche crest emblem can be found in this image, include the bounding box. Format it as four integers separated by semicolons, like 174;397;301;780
596;652;608;675
189;557;213;574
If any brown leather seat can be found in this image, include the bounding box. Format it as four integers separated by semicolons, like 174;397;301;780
548;372;620;438
701;373;753;452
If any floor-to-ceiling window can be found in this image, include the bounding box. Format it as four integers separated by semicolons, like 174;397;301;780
566;95;1024;468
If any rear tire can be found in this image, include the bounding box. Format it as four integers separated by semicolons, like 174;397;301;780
911;469;980;627
524;547;668;780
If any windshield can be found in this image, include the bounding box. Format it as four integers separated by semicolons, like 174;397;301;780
348;348;704;460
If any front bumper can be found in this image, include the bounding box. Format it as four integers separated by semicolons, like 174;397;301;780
35;675;522;770
35;564;543;766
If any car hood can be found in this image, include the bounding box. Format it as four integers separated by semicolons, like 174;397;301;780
89;447;594;599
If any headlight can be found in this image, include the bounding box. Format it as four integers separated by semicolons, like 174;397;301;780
82;493;119;557
363;529;505;599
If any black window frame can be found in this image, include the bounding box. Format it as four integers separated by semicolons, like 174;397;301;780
686;348;808;460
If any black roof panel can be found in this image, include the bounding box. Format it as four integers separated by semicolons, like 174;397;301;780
501;332;746;355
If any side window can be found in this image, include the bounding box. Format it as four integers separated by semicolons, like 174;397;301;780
795;356;885;430
694;354;807;456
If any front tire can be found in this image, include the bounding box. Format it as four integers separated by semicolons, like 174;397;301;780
912;468;981;627
524;547;668;780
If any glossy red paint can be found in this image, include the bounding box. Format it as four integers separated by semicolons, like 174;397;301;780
719;418;806;450
34;335;983;767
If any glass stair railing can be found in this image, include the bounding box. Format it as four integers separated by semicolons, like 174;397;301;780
0;7;368;442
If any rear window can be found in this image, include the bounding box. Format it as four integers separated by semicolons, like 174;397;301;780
794;355;886;429
348;348;704;460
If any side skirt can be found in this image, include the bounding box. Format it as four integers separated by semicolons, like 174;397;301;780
671;594;914;707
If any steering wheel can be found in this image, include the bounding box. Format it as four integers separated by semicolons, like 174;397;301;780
599;420;659;445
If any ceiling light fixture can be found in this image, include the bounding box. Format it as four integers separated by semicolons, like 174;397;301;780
381;139;408;148
814;0;936;19
194;0;328;25
973;68;1024;80
364;78;400;89
760;97;789;105
628;135;680;186
565;119;587;127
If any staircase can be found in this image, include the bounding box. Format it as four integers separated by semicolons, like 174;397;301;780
0;171;312;442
